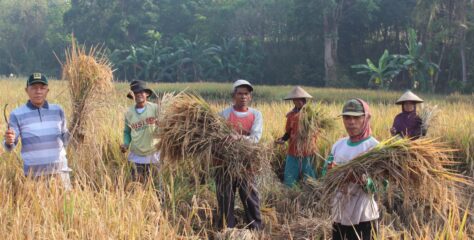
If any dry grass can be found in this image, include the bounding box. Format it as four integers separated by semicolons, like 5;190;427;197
60;38;113;145
0;80;473;239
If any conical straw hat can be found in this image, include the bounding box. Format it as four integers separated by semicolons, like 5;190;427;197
284;86;313;100
396;90;424;104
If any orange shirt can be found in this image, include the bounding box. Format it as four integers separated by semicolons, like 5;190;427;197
285;110;314;157
228;110;255;136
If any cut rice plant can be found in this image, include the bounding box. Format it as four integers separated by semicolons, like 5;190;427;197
60;37;113;145
318;137;473;223
419;104;439;135
155;92;269;182
295;103;335;156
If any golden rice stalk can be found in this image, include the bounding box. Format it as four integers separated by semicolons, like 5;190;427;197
270;217;331;240
61;38;113;145
155;92;269;181
318;137;473;219
419;104;439;134
295;103;335;156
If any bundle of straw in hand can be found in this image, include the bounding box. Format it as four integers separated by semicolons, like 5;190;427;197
61;38;113;145
155;92;268;180
318;137;472;218
419;104;439;134
295;103;335;156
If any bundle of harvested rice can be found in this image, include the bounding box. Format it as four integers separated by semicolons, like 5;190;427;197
295;103;335;156
318;137;472;219
419;104;439;134
61;38;113;144
155;92;268;181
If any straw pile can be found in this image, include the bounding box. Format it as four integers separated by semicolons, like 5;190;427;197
61;38;113;145
295;103;335;156
155;92;268;181
318;137;472;220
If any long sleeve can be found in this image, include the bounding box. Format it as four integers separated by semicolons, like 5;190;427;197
244;110;263;143
3;113;20;151
123;119;132;146
59;109;70;147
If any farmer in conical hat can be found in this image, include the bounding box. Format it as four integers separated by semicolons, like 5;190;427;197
215;79;263;230
324;99;380;240
3;73;72;189
275;86;317;187
121;80;160;183
390;90;425;140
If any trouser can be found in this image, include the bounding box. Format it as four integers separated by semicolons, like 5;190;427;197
131;163;159;184
32;172;72;190
215;171;263;230
332;220;378;240
283;155;316;187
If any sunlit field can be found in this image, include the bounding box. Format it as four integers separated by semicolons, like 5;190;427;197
0;79;473;239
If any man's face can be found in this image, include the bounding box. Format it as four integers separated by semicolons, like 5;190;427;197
232;86;252;108
25;83;49;106
134;91;148;105
292;98;306;109
403;101;416;112
343;115;366;137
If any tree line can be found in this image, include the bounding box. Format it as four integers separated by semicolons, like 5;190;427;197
0;0;473;93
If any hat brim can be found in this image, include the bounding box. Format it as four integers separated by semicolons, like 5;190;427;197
340;112;365;117
284;96;313;100
234;84;253;92
28;80;48;86
127;89;154;99
395;100;424;105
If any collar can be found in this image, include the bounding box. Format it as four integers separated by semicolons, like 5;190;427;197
26;100;49;110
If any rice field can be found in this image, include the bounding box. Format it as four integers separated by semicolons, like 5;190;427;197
0;79;473;239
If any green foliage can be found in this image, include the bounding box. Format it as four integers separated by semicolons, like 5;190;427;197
393;28;439;92
351;50;402;89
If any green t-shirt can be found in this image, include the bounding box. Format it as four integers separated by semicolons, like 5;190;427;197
124;102;159;156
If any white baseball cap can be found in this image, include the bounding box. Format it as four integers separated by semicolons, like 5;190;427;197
232;79;253;92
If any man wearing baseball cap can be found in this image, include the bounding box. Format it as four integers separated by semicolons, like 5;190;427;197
3;73;72;189
323;99;380;240
215;79;263;230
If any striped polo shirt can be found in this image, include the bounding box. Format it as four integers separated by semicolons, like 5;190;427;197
3;101;71;176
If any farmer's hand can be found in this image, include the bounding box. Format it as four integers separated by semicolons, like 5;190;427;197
327;162;336;170
120;144;128;153
274;138;285;145
390;127;397;135
4;128;15;146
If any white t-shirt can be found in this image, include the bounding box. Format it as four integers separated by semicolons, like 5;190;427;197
329;136;380;225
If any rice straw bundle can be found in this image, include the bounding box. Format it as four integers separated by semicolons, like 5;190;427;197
295;103;335;156
61;38;113;145
155;92;268;181
318;137;473;219
419;104;439;134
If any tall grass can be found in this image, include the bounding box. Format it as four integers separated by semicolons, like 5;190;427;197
0;79;472;239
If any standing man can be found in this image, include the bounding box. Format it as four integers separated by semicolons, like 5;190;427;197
215;79;263;230
3;73;72;189
325;99;380;240
120;80;160;183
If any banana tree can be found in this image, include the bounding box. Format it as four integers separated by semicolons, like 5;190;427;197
351;49;402;89
393;28;439;92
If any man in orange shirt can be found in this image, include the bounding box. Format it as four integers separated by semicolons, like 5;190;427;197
215;80;263;230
